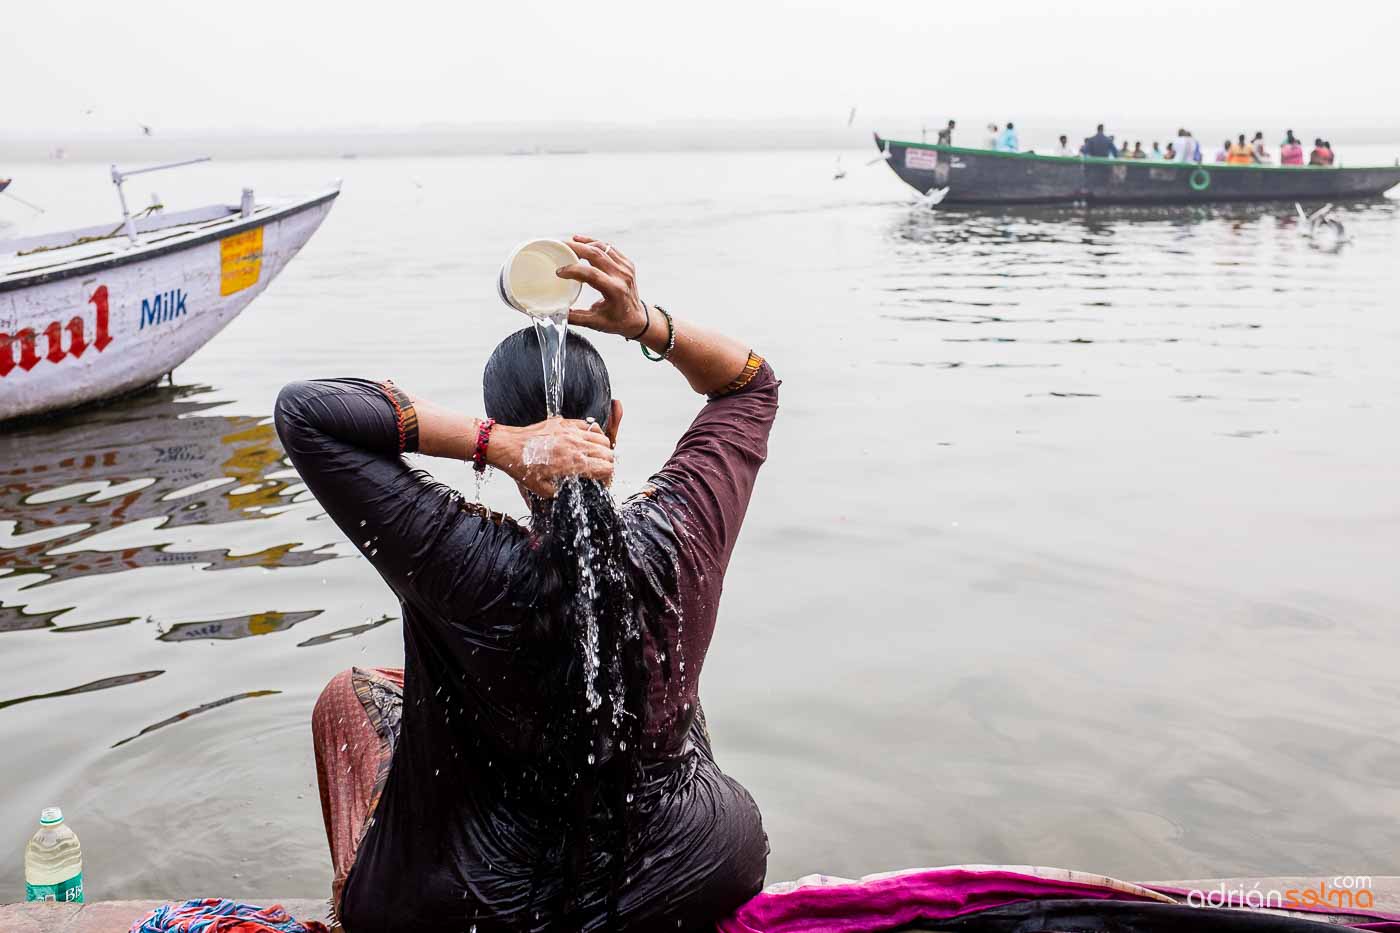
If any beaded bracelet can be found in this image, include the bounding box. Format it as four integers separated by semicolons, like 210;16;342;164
472;418;496;473
640;305;675;362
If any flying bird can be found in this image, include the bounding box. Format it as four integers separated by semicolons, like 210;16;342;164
846;106;857;127
915;187;950;208
137;122;153;136
1295;202;1348;243
864;141;893;166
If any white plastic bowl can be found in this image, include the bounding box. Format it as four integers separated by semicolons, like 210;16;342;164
498;239;582;316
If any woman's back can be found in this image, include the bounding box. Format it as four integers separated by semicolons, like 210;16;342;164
277;342;779;931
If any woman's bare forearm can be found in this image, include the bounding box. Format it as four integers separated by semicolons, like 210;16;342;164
635;307;752;396
409;394;478;461
396;390;614;497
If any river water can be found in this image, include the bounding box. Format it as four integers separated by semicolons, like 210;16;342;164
2;148;1399;900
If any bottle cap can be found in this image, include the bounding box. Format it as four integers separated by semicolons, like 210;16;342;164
39;807;63;825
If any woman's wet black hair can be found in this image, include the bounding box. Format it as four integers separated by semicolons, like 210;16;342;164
483;326;611;428
482;325;652;929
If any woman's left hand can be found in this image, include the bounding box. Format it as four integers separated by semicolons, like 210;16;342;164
556;235;649;338
489;417;614;497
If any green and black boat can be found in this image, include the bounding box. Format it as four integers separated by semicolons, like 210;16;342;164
874;133;1400;205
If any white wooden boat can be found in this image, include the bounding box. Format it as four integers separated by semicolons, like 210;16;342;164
0;165;339;421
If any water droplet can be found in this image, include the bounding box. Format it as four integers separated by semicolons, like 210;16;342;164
587;753;596;765
435;768;440;776
619;740;627;751
359;520;367;527
370;548;378;556
625;792;634;803
340;743;347;752
362;540;371;547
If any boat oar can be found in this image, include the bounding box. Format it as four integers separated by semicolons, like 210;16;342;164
2;190;46;213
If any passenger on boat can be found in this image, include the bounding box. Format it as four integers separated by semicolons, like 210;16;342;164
1150;142;1164;160
984;124;999;149
280;236;776;933
1251;132;1272;163
1227;134;1255;164
1054;135;1077;157
1323;140;1337;165
1214;140;1231;162
1173;129;1202;163
1280;131;1304;166
998;122;1019;152
1130;142;1146;159
1170;128;1187;162
1082;124;1118;158
937;119;956;146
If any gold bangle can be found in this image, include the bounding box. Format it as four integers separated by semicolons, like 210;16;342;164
711;351;764;398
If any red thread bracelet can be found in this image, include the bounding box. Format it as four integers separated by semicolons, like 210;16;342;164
472;418;496;473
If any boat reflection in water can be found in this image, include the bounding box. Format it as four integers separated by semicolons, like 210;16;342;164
156;609;323;642
0;383;336;635
890;198;1397;247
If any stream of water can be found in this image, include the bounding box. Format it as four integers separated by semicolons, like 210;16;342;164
532;311;570;420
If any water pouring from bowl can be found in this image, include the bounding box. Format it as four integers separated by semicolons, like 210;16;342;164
499;238;582;418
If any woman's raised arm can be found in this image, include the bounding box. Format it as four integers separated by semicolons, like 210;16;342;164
557;235;779;573
558;236;755;396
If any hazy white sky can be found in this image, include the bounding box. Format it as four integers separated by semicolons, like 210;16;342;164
5;0;1396;133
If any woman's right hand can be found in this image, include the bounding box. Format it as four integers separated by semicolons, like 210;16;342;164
556;235;649;338
489;418;614;497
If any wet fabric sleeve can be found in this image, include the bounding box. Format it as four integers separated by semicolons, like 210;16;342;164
649;359;779;574
274;379;514;619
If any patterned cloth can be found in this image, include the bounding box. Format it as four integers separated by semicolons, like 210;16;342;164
311;666;402;919
128;898;329;933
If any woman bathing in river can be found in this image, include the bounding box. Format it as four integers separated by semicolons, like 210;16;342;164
274;236;778;932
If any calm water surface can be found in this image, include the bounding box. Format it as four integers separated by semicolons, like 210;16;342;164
2;150;1399;899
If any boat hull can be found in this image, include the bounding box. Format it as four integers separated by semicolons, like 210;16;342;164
0;192;337;421
876;135;1400;205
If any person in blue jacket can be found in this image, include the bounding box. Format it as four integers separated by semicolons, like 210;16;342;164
998;122;1020;152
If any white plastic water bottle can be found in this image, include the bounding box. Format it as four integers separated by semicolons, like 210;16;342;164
24;807;84;903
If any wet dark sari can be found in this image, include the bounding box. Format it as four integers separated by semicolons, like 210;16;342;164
275;362;779;933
